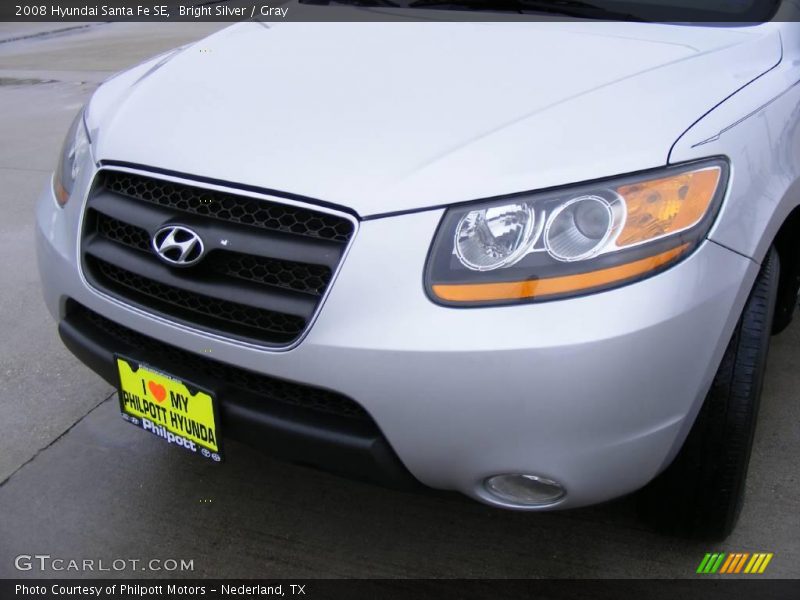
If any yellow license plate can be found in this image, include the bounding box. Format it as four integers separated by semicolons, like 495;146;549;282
116;356;223;462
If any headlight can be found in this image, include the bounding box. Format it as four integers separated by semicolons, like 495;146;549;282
425;159;728;305
53;109;91;206
455;203;537;271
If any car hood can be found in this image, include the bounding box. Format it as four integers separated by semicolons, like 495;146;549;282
89;21;781;217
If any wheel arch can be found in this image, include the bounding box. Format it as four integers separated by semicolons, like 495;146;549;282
771;204;800;334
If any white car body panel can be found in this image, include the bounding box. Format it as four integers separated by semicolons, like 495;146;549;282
35;16;800;509
671;42;800;263
88;21;781;216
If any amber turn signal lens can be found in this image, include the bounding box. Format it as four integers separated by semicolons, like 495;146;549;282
432;244;690;303
615;167;720;248
54;179;70;206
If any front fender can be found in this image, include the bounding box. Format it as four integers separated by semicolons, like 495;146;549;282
669;37;800;264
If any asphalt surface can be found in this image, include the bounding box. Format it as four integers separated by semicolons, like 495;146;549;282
0;22;798;580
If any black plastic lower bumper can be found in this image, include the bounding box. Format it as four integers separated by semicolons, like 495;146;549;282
59;301;420;490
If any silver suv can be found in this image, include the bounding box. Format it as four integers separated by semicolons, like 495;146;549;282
36;3;800;539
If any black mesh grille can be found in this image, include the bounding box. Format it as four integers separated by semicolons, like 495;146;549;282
87;256;306;343
96;212;151;252
209;253;332;296
100;171;354;243
74;303;369;420
95;212;333;297
82;170;354;346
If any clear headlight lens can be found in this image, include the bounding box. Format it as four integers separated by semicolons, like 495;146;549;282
425;159;727;305
53;109;91;206
544;193;625;262
455;203;537;271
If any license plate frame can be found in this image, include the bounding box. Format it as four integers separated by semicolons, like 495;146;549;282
115;354;223;462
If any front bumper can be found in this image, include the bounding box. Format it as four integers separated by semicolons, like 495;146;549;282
57;302;420;489
36;174;759;509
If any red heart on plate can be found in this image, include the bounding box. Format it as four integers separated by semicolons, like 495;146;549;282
148;381;167;403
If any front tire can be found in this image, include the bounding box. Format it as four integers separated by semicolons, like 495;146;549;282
638;246;780;540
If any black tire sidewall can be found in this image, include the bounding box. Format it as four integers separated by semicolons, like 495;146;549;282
639;246;779;540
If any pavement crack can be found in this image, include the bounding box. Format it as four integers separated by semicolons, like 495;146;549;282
0;24;101;46
0;389;116;489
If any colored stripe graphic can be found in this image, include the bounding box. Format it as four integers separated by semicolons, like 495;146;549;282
746;553;774;574
723;553;749;573
697;554;713;573
756;553;774;573
745;554;760;574
701;553;774;574
734;553;749;573
719;554;736;574
697;553;727;574
711;553;726;573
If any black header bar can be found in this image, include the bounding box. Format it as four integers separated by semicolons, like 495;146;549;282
2;0;797;23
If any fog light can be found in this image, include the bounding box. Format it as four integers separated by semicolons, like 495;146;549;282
484;474;565;506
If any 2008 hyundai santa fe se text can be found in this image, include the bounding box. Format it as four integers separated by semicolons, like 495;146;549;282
35;0;800;540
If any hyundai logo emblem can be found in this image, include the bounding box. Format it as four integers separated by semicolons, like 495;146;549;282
152;225;205;267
